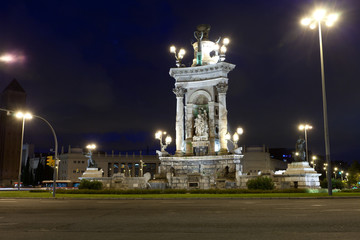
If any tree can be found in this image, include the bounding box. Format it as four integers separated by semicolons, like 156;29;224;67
347;161;360;187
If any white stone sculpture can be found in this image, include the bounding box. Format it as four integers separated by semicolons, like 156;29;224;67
193;108;209;141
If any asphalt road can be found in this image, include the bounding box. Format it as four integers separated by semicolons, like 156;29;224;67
0;198;359;240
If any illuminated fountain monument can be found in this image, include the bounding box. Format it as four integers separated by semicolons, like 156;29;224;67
81;144;103;179
158;24;243;189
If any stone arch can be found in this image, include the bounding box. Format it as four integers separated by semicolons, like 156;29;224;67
188;90;212;104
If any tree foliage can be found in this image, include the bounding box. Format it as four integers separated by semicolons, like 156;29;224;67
246;176;275;190
347;161;360;186
320;178;344;189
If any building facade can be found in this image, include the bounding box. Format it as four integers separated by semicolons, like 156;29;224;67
58;146;160;182
0;79;27;187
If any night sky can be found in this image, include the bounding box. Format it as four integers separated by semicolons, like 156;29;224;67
0;0;359;162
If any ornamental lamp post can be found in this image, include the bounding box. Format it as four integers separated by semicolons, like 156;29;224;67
301;8;339;196
215;37;230;62
155;130;172;156
170;46;186;67
225;127;243;153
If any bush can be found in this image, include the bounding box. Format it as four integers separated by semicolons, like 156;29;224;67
246;176;275;190
320;178;344;189
78;179;103;190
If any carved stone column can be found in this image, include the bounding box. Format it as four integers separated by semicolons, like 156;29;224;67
216;82;228;154
173;86;186;155
185;104;194;155
208;101;215;155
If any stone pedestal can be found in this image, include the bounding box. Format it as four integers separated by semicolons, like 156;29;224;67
81;168;103;179
283;162;321;188
159;154;243;189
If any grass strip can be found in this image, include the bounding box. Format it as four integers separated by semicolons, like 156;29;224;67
1;191;360;199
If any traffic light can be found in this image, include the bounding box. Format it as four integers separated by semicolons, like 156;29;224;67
46;156;55;167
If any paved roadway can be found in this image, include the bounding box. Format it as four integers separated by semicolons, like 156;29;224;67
0;198;359;240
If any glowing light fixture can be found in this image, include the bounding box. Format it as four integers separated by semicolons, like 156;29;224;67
169;45;186;67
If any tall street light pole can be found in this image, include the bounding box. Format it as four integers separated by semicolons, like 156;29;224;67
15;112;32;190
301;9;339;196
35;115;58;197
298;124;312;163
0;108;58;196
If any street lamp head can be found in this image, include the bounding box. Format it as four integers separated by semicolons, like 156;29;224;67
313;9;326;21
15;111;32;119
301;18;311;26
170;46;176;54
155;131;162;140
236;127;244;135
223;38;230;45
220;45;227;54
301;9;339;30
165;136;172;145
225;132;231;141
299;124;312;130
178;49;186;59
312;156;317;160
0;54;15;63
86;144;96;150
232;132;239;142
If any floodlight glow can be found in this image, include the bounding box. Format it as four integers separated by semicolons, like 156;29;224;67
24;113;33;119
237;127;244;135
301;18;311;26
0;54;15;63
170;46;176;53
223;38;230;45
313;9;326;21
225;132;231;141
327;13;338;22
15;112;24;118
220;45;227;54
178;49;186;59
86;144;96;150
165;136;172;145
155;131;162;139
326;21;334;27
310;23;317;29
233;133;239;142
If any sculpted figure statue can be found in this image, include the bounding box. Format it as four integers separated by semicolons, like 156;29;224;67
295;136;306;162
194;108;209;141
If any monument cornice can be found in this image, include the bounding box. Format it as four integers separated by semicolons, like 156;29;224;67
169;62;236;83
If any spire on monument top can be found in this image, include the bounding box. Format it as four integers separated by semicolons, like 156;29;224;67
169;24;230;68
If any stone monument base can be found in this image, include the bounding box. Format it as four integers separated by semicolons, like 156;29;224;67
283;161;321;188
159;154;242;189
80;168;103;179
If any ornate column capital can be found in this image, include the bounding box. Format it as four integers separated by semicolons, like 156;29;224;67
216;82;228;94
173;86;187;97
